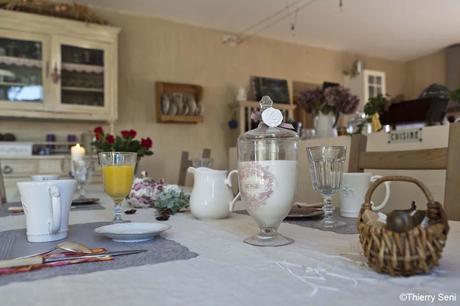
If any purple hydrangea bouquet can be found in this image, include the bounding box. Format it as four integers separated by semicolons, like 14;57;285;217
297;85;359;125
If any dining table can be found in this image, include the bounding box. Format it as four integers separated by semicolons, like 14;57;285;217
0;185;459;306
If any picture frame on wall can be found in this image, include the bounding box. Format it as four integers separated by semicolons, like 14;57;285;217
250;76;290;104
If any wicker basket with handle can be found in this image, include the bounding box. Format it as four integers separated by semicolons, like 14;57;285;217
357;176;449;276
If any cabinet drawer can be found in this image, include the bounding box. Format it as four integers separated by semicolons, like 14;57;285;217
0;160;38;177
38;159;64;174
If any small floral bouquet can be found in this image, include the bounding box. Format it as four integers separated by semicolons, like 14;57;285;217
128;174;166;208
155;185;190;214
127;173;189;220
297;85;359;117
92;126;153;158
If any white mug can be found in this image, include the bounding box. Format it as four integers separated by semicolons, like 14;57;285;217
17;179;76;242
339;173;390;218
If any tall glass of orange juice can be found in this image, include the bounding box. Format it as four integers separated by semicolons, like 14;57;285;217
98;152;137;222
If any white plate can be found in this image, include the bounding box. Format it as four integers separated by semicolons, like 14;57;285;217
95;222;171;242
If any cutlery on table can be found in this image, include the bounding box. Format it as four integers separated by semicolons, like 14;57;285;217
0;249;147;269
17;241;92;259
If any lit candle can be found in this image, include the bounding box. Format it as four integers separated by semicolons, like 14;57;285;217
71;143;85;161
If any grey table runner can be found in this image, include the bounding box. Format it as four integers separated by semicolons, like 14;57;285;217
0;202;104;218
284;213;358;234
235;210;358;234
0;222;198;286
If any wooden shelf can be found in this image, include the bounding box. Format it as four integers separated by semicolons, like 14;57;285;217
62;86;103;92
32;142;77;145
157;114;203;123
0;82;38;87
155;81;204;124
0;56;42;68
61;62;104;74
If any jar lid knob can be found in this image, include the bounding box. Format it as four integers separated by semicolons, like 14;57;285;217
259;95;273;111
259;96;283;127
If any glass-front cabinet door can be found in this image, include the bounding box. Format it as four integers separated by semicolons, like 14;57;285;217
61;44;104;107
0;30;47;110
52;37;111;114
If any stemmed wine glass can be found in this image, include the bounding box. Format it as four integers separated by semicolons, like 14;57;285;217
306;146;347;229
73;158;94;201
98;152;137;223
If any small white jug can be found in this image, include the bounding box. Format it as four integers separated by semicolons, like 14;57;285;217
340;173;390;218
188;167;236;219
17;179;76;242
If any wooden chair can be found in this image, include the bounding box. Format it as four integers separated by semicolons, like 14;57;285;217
348;122;460;220
178;149;211;186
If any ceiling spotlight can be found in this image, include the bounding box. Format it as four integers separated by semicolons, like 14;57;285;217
222;34;241;46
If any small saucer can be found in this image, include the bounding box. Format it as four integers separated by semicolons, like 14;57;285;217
286;209;324;218
286;202;324;218
72;198;100;205
94;222;171;242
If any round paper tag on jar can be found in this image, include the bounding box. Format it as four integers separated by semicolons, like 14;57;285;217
261;107;283;127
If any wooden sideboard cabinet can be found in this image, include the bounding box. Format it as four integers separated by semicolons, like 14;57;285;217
0;10;120;121
0;156;101;202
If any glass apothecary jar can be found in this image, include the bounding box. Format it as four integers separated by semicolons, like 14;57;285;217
235;96;299;246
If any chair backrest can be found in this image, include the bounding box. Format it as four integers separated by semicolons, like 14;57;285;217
178;148;211;186
349;122;460;220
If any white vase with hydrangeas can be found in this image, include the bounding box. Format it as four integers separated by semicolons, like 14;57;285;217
297;85;359;138
314;112;337;138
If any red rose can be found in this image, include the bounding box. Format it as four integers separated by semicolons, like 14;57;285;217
94;126;104;135
121;129;137;139
105;134;115;144
141;137;153;149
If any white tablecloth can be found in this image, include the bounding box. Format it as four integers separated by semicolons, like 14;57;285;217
0;189;459;306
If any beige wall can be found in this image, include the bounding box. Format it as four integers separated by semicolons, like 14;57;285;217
0;9;442;184
98;9;411;184
405;49;447;99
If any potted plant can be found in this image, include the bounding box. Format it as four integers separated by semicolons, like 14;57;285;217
363;94;389;133
92;126;153;173
297;85;359;137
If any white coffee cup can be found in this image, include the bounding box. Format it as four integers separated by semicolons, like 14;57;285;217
31;174;60;181
339;173;390;218
17;179;76;242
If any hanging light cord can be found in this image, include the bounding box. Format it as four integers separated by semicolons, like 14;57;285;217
237;0;319;43
235;0;305;37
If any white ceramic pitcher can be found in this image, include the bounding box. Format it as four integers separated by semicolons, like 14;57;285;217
17;179;76;242
188;167;236;219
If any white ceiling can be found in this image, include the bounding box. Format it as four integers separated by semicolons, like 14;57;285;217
79;0;460;61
